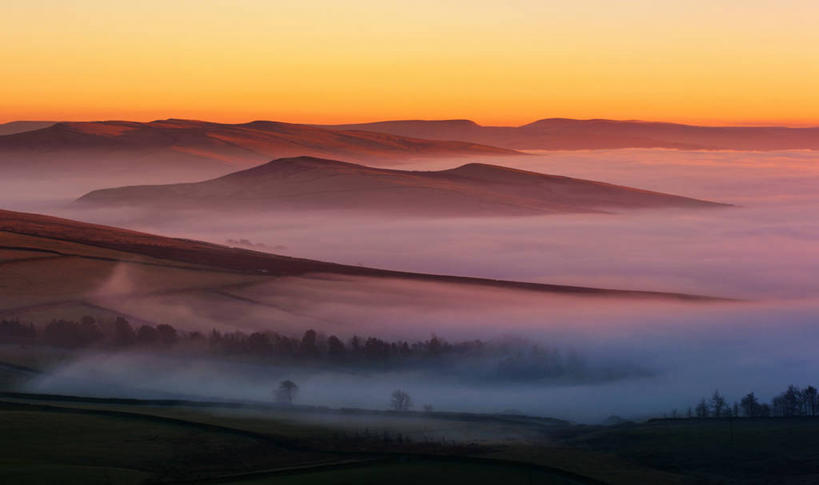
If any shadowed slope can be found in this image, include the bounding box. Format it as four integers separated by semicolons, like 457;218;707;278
0;208;724;301
76;156;729;216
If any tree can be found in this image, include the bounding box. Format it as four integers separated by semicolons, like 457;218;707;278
299;329;318;357
78;318;103;344
804;386;818;416
710;390;726;417
776;385;803;417
112;317;135;347
390;390;412;412
136;325;158;345
327;335;345;359
695;398;709;418
772;395;787;417
44;319;100;348
428;335;443;355
740;392;761;417
276;380;298;405
246;332;272;355
0;319;36;344
156;324;178;346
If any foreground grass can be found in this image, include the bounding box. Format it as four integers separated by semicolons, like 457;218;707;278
5;390;819;484
0;398;603;484
0;402;338;484
224;459;587;485
562;417;819;484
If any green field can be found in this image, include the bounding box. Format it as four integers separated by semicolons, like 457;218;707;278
3;344;819;484
0;398;595;485
227;460;587;485
3;388;819;484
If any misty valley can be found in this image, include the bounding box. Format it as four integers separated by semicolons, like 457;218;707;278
2;103;819;485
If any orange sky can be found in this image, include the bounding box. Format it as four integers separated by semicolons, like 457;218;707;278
2;0;819;126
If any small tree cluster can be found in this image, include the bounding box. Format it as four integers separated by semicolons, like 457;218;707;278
390;389;412;412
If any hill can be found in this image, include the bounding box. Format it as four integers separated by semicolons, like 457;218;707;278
321;118;819;151
0;208;722;330
75;156;728;216
0;119;521;182
0;121;56;136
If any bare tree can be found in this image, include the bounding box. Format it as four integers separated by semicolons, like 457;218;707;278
276;380;298;405
695;398;709;418
740;392;760;417
805;386;818;416
112;317;136;347
327;335;345;359
390;390;412;412
710;390;726;417
299;330;318;357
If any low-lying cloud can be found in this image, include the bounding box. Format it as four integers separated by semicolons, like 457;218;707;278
6;148;819;422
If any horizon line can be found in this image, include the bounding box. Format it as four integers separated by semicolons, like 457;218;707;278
3;116;819;130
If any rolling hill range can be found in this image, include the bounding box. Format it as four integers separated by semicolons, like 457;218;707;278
0;208;722;330
75;156;728;216
0;121;56;136
0;119;520;182
321;119;819;151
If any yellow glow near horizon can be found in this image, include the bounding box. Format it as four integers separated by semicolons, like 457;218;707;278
2;0;819;126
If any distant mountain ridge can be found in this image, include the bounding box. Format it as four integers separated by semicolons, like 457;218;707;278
76;156;729;216
0;121;56;136
0;119;521;182
320;118;819;150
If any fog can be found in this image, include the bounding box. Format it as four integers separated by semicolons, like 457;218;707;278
19;292;819;422
5;148;819;422
27;149;819;299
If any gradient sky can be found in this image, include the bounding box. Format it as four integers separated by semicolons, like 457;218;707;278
2;0;819;125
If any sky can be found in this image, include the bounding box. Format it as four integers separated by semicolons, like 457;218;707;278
2;0;819;126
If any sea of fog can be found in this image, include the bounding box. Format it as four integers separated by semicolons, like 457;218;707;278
6;149;819;422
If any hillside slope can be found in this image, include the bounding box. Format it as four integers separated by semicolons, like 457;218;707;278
0;208;721;308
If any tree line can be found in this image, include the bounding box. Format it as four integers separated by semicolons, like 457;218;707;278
679;386;819;418
0;317;597;376
1;317;648;384
0;317;469;357
0;317;178;348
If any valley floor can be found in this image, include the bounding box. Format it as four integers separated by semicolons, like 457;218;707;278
2;378;819;484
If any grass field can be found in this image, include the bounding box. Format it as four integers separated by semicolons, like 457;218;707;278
4;387;819;484
0;401;337;484
2;345;819;484
0;397;600;485
227;459;588;485
564;417;819;483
